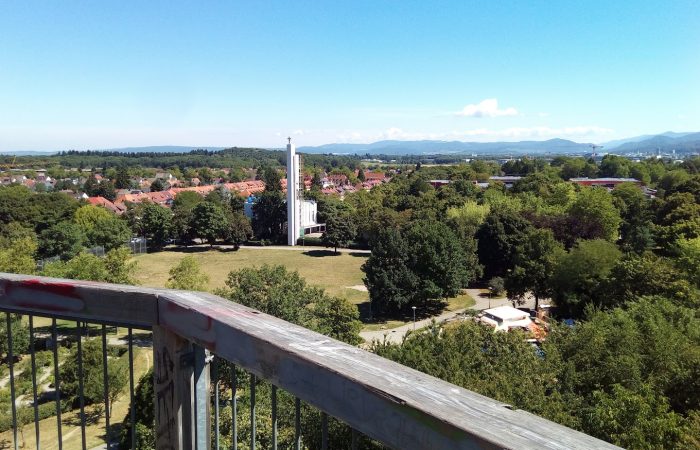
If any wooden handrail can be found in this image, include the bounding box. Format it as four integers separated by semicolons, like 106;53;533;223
0;273;621;450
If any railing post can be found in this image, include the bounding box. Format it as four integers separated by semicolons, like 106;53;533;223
153;325;211;449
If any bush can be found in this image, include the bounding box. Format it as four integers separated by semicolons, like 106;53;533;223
488;276;505;296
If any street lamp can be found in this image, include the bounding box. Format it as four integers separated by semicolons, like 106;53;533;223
412;306;417;331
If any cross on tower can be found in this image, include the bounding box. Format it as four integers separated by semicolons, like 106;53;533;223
287;136;292;144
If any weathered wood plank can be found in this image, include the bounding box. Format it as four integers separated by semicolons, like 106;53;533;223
0;273;158;328
153;325;195;450
157;290;621;450
0;274;620;449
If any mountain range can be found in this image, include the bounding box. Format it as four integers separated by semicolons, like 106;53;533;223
297;131;700;156
2;132;699;157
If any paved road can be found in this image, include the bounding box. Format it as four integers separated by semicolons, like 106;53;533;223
360;289;535;344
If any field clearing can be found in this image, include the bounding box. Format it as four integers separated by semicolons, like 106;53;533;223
132;247;475;331
132;247;370;304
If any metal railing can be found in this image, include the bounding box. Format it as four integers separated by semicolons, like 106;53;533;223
0;273;621;449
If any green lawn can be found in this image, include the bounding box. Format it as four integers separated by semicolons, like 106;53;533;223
131;248;476;331
132;247;370;304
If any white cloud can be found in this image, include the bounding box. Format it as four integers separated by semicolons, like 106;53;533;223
455;99;518;118
292;129;305;135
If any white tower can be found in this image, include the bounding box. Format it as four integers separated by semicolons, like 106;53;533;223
286;137;301;245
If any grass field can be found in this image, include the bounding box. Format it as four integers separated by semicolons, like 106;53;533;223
132;247;475;331
132;247;371;304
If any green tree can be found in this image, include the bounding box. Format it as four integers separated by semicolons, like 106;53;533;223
567;187;622;242
0;313;30;358
252;191;286;243
83;174;100;196
0;221;37;248
224;212;253;249
74;205;112;233
216;265;361;344
362;228;418;315
363;221;475;315
86;215;132;251
476;208;533;279
505;228;564;309
38;221;86;260
446;201;490;236
603;253;698;309
612;182;653;253
62;339;128;411
140;202;172;250
357;167;366;182
488;276;505;296
149;178;166;192
0;236;37;275
190;201;228;245
306;295;362;345
104;247;138;284
261;166;282;192
171;191;203;245
115;165;131;189
405;221;474;304
42;248;137;284
599;155;631;178
581;384;685;449
165;256;209;291
372;321;571;427
118;369;155;450
675;236;700;287
321;210;357;253
550;239;622;317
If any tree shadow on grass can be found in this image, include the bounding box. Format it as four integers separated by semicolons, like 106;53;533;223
65;405;105;427
302;250;340;257
165;246;211;253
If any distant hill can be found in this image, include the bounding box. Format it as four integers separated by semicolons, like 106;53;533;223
3;132;699;158
609;132;700;154
0;150;57;156
604;132;694;150
96;145;226;153
298;138;592;156
0;145;226;156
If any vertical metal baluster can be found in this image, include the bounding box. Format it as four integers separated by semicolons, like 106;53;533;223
193;346;209;450
271;385;277;450
6;313;18;450
351;429;358;450
101;325;110;449
249;374;256;450
321;412;328;450
294;397;301;450
128;328;135;450
52;319;63;450
76;322;87;450
213;358;220;450
231;364;237;449
29;316;40;450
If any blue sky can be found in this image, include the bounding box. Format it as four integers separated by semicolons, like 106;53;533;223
1;0;698;150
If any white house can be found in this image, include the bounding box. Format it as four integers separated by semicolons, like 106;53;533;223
479;306;532;332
